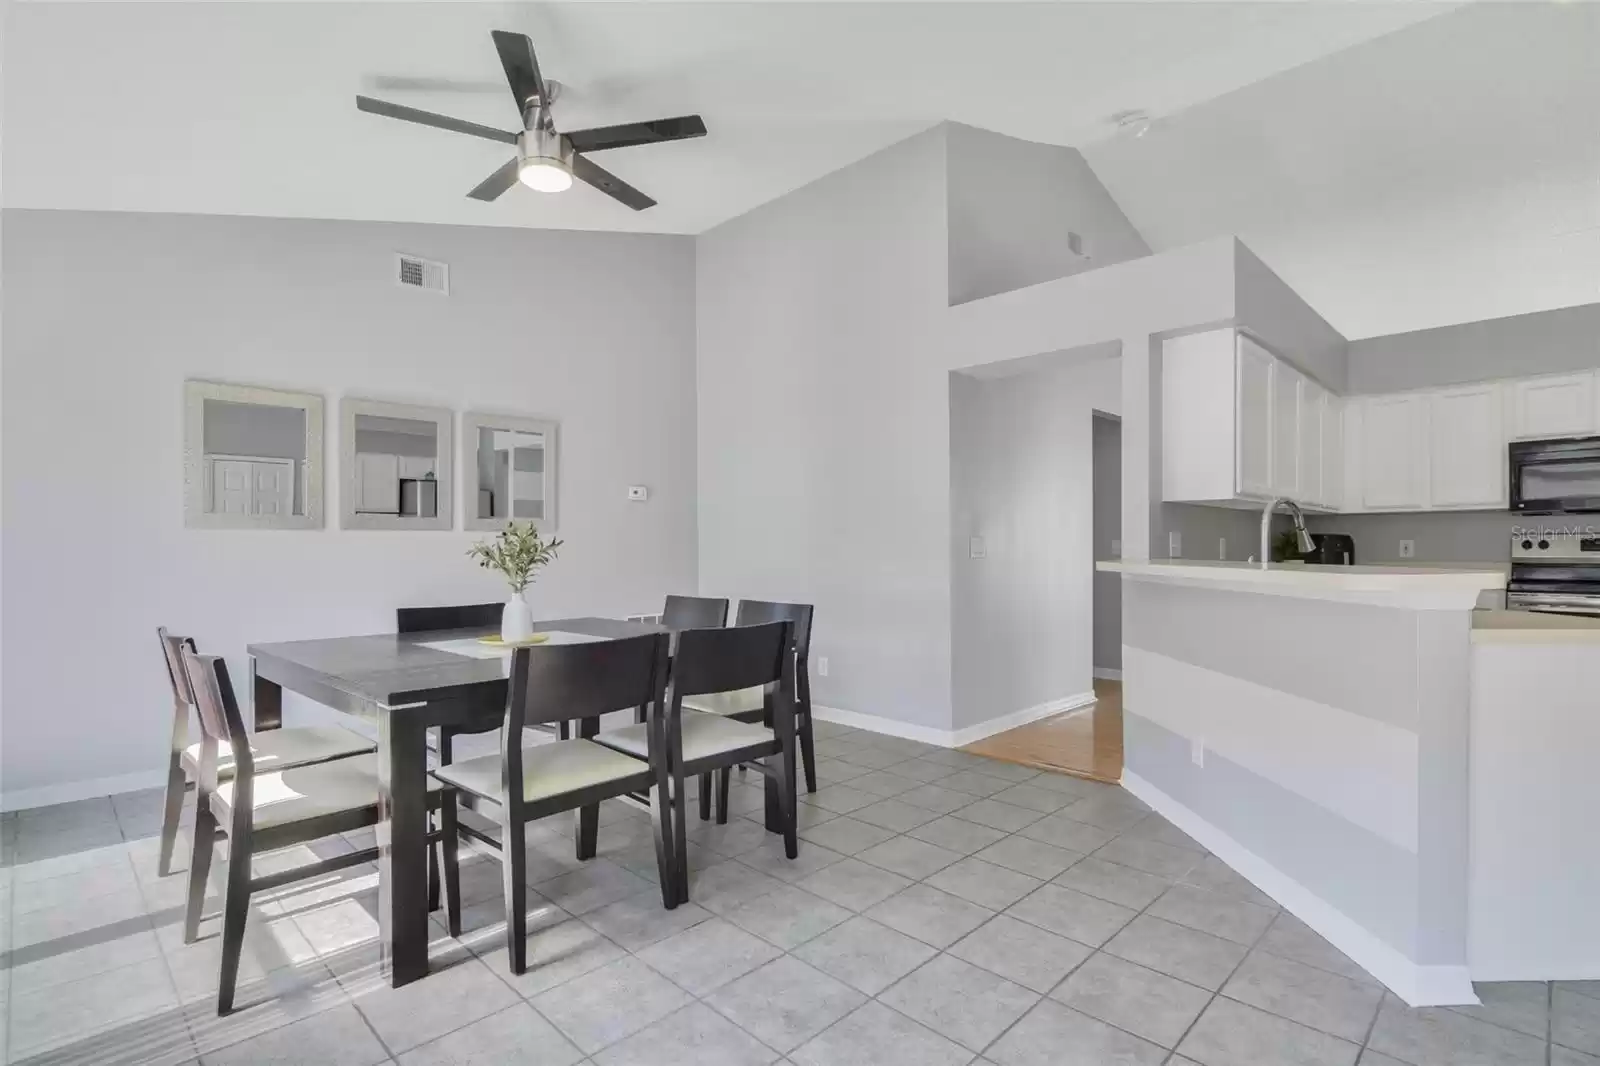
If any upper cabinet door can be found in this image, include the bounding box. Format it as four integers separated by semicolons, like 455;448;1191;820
1298;378;1326;507
1429;383;1506;508
1270;358;1302;498
1235;335;1274;497
1509;372;1595;439
1322;395;1344;511
1361;394;1429;510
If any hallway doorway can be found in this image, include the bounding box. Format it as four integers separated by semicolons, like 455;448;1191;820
962;677;1123;782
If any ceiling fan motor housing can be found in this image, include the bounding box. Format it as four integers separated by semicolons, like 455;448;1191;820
519;125;571;168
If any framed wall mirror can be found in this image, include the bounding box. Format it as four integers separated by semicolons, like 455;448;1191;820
184;381;324;529
339;399;453;531
461;412;558;532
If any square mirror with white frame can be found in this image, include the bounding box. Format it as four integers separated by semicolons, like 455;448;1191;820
184;380;324;529
339;398;453;531
461;411;558;532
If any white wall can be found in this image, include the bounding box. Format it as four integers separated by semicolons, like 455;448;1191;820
949;353;1119;729
0;209;699;806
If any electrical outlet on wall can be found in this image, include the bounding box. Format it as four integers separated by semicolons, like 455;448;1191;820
1169;531;1182;558
816;656;829;677
1399;539;1416;559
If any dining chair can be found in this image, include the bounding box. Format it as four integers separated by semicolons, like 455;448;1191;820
661;594;730;629
396;603;505;762
430;632;676;975
683;601;817;822
597;620;798;902
155;627;378;876
177;643;460;1015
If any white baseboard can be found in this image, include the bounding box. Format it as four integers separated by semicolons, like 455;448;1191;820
1121;769;1479;1008
1093;667;1123;681
2;768;168;813
812;691;1096;750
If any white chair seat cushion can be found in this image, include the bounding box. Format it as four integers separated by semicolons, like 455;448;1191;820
600;712;775;764
680;687;764;717
182;725;376;780
212;753;442;831
432;739;649;804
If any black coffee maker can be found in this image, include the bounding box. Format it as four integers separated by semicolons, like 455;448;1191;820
1303;533;1356;565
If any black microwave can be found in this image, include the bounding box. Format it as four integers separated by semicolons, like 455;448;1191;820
1509;436;1600;513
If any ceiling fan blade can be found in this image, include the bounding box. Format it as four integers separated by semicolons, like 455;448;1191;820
564;115;707;154
491;30;549;111
467;159;522;202
571;153;656;211
356;96;517;145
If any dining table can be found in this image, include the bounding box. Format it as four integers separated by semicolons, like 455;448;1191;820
247;615;780;987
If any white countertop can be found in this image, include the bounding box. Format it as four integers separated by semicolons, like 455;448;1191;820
1472;609;1600;644
1097;559;1506;610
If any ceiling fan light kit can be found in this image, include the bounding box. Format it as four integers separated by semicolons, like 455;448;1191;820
356;29;706;211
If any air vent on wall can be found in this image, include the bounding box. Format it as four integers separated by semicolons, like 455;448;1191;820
395;254;449;294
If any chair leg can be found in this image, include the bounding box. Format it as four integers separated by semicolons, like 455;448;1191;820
183;801;217;944
799;709;818;795
716;767;731;825
650;782;677;910
502;820;528;975
771;751;798;860
439;796;462;937
158;756;188;876
217;834;252;1015
697;773;711;822
575;804;599;861
672;768;690;903
427;819;442;913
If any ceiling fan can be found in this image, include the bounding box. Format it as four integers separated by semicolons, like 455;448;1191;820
356;30;706;211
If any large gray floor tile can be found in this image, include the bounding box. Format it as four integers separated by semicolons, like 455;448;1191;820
988;784;1077;814
856;835;963;880
689;817;773;858
1016;814;1117;854
795;857;911;911
593;1002;779;1066
1561;982;1600;1002
1557;986;1600;1054
973;835;1081;880
534;860;654;916
852;799;940;833
1222;949;1383;1043
1092;836;1202;879
1178;997;1360;1066
531;955;692;1054
737;837;846;884
792;914;938;994
926;857;1042;911
1367;994;1549;1065
798;817;897;856
881;954;1040;1052
833;746;910;770
790;1000;973;1066
349;952;520;1053
637;917;782;995
908;816;1010;855
847;770;923;798
949;914;1094;994
937;771;1015;798
987;1000;1167;1066
896;783;981;814
866;883;994;948
580;892;712;952
1448;982;1550;1041
1118;814;1207;853
954;800;1044;833
479;915;627;998
1053;856;1172;910
8;956;181;1060
200;1004;388;1066
721;884;852;949
397;1002;584;1066
1052;951;1211;1049
803;785;879;815
1148;883;1277;946
1180;854;1278;907
1005;883;1137;948
1103;914;1248;991
705;956;866;1054
686;859;786;915
1555;1047;1600;1066
1255;912;1380;987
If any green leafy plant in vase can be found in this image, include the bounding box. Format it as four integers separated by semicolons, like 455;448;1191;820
467;522;563;642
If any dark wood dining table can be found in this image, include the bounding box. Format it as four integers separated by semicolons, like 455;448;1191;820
247;615;696;987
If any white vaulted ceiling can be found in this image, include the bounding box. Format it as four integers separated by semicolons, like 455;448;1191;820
2;1;1445;235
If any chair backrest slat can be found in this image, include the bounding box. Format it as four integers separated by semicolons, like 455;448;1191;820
158;627;199;708
734;600;814;660
661;595;729;630
396;603;502;634
671;620;793;700
181;648;253;777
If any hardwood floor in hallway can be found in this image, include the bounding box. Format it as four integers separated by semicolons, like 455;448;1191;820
961;679;1124;784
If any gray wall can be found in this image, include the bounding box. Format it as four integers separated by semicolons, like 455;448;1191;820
2;208;698;802
1234;240;1349;393
1159;503;1266;564
1346;302;1600;395
1306;511;1521;566
1092;414;1122;673
945;123;1150;307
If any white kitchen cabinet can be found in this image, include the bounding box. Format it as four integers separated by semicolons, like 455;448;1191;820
1298;378;1327;507
1321;394;1344;511
1508;372;1595;439
398;455;435;480
1429;383;1506;508
354;451;401;513
1236;335;1275;497
1270;358;1301;498
1359;394;1430;510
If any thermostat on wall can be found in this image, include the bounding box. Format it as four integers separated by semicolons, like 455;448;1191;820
627;485;649;502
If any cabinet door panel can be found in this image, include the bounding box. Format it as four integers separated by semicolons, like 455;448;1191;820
1361;395;1428;510
1509;373;1594;439
1298;379;1325;507
1322;395;1344;511
1429;384;1505;508
1235;336;1274;497
1270;360;1301;497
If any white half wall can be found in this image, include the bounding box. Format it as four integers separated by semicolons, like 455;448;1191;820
0;209;698;806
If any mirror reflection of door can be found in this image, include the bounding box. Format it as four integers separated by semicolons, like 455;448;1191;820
476;427;545;522
200;399;307;516
352;414;439;517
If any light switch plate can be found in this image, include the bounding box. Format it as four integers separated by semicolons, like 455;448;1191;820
627;485;649;502
1399;539;1416;559
1169;531;1182;558
969;536;987;559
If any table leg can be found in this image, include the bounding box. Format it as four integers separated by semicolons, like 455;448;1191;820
251;658;283;731
377;709;431;987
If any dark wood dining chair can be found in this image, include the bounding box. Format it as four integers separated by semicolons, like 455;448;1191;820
155;627;377;876
661;594;730;629
430;632;676;975
396;603;504;763
684;600;817;822
597;620;797;902
177;642;460;1015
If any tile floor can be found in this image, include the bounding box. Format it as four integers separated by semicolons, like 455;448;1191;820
3;721;1596;1065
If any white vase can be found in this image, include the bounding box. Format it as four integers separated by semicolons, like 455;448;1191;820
501;590;533;642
